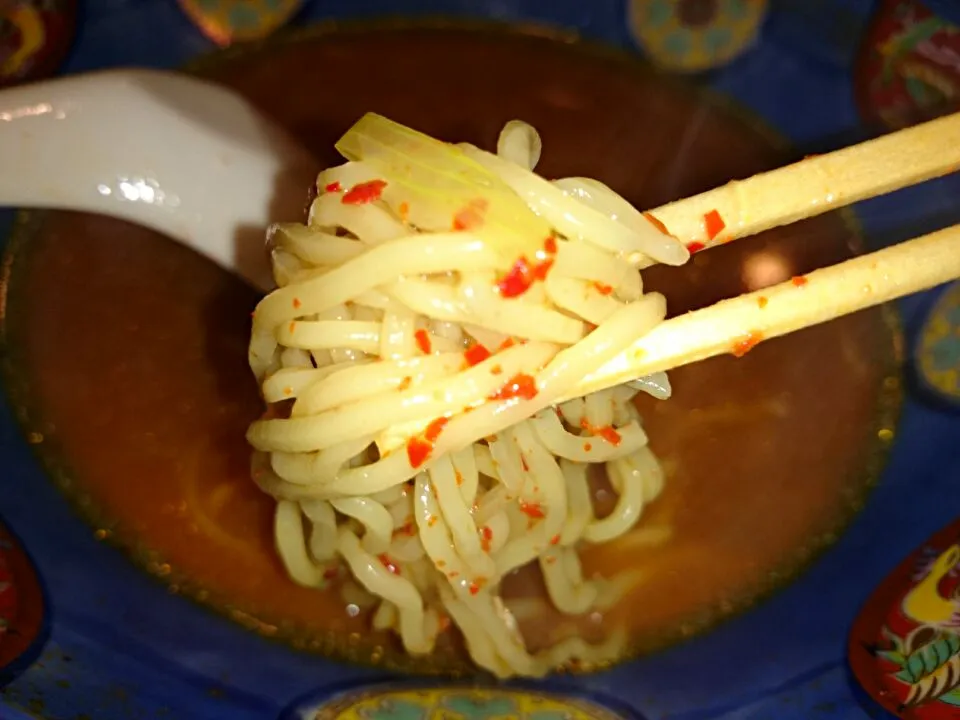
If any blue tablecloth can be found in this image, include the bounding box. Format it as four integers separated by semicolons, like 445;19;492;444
1;1;959;718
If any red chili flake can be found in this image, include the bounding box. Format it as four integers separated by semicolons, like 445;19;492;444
406;437;432;468
424;416;449;443
496;255;554;298
452;199;488;231
378;554;401;575
580;419;622;446
643;212;673;236
704;209;726;241
596;426;622;446
397;376;412;392
731;330;764;358
464;344;491;367
292;297;302;309
583;442;592;451
468;577;488;595
490;364;503;376
414;329;432;354
550;534;560;545
283;386;293;397
496;257;534;298
531;259;554;282
342;179;387;205
791;275;809;287
288;321;296;335
544;235;558;254
428;516;438;528
480;525;493;552
489;373;538;402
593;282;614;295
519;500;545;519
323;566;340;580
757;296;769;309
324;181;342;193
520;456;530;472
455;470;464;487
393;521;416;537
398;201;410;222
686;242;706;254
498;338;516;351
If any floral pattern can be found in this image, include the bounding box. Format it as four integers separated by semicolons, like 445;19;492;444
306;687;631;720
627;0;769;72
176;0;304;46
917;281;960;402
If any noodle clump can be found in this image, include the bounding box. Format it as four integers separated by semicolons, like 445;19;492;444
246;115;687;677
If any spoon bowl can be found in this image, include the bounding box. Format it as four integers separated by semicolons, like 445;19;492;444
0;69;317;291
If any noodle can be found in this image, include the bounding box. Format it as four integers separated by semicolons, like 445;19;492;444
247;115;684;677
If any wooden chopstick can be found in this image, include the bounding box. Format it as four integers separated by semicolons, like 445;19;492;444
636;112;960;262
565;224;960;403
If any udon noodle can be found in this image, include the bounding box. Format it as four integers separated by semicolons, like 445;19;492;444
246;115;688;677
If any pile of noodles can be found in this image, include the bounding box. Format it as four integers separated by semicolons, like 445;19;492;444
246;117;688;677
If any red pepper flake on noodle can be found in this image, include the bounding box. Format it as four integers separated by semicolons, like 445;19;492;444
686;241;706;254
544;235;558;254
480;525;493;552
519;500;545;519
452;198;489;231
324;181;342;193
489;373;538;402
704;209;726;240
580;419;622;446
550;534;560;545
378;554;401;575
464;344;491;367
414;329;432;354
398;201;410;221
757;296;769;309
731;330;764;358
424;417;449;443
341;179;387;205
406;437;432;468
397;376;412;391
593;282;614;295
791;275;809;287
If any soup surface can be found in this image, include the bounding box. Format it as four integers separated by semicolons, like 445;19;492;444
0;26;899;672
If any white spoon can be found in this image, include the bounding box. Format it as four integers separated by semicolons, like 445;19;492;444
0;68;318;291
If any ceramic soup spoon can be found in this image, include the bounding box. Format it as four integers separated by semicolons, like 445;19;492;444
0;69;318;292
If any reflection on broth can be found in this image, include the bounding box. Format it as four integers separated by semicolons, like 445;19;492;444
1;204;898;672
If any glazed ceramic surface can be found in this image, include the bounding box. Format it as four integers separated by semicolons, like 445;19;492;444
0;2;959;720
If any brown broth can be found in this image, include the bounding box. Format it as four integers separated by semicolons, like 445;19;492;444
2;208;896;669
0;24;900;673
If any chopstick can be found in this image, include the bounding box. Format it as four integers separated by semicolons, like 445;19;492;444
567;224;960;403
370;114;960;450
637;111;960;261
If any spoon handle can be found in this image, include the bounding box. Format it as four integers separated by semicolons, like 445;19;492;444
0;69;317;291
